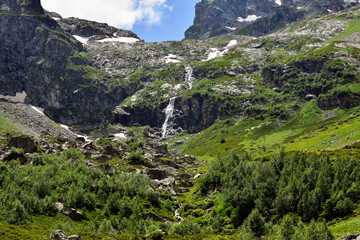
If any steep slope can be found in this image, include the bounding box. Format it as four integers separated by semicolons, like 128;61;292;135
0;0;140;129
185;0;359;39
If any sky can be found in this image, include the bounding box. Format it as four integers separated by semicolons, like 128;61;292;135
41;0;201;42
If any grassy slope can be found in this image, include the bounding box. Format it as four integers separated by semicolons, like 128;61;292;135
181;104;360;161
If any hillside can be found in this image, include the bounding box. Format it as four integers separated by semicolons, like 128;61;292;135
0;0;359;239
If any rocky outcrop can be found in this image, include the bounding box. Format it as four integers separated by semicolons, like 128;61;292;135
50;230;82;240
0;0;140;127
318;91;360;110
185;0;359;39
57;17;139;39
7;136;37;153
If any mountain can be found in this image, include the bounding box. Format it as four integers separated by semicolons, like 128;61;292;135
0;0;360;239
185;0;359;39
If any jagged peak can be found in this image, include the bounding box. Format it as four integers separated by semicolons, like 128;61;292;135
1;0;44;14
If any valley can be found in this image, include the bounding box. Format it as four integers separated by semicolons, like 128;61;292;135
0;0;359;239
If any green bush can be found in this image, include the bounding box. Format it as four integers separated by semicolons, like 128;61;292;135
170;217;201;236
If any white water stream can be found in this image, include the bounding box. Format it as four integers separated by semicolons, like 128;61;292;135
160;66;195;138
174;202;183;223
161;97;176;138
185;66;194;89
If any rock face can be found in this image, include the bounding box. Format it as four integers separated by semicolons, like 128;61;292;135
0;0;139;127
185;0;359;39
56;17;139;39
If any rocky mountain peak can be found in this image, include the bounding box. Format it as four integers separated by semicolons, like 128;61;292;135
185;0;359;39
56;17;140;39
1;0;44;14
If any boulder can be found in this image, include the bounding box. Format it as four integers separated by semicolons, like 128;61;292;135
7;136;36;153
147;169;168;180
3;150;27;165
341;234;360;240
68;235;82;240
101;145;121;157
50;230;68;240
55;202;64;212
91;154;111;163
61;208;84;221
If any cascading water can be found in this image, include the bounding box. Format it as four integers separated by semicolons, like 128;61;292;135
185;66;194;89
161;97;176;138
160;67;194;138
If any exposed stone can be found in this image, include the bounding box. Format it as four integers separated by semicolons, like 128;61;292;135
61;208;84;221
3;150;28;165
341;234;360;240
160;177;175;186
147;169;168;180
68;235;82;240
91;154;111;163
55;202;64;212
50;230;68;240
7;136;36;153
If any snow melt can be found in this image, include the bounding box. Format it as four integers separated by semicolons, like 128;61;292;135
164;54;181;63
59;123;90;142
275;0;282;6
30;106;45;116
204;40;238;61
237;15;262;23
226;26;237;31
96;37;139;43
73;35;95;45
114;133;126;140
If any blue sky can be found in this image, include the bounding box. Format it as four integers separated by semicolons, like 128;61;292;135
132;0;200;42
41;0;200;43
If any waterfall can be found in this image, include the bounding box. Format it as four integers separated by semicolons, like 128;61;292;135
161;97;176;138
185;66;194;89
174;202;183;223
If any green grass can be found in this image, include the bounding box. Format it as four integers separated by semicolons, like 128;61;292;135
328;207;360;239
181;104;360;160
328;18;360;43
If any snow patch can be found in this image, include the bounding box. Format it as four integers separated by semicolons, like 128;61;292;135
226;26;237;31
30;106;45;116
59;123;90;142
114;133;126;140
226;40;238;48
327;9;333;13
174;84;183;91
237;15;262;23
131;95;138;102
275;0;282;6
203;40;238;61
96;37;139;43
73;35;96;45
53;17;61;21
164;54;181;63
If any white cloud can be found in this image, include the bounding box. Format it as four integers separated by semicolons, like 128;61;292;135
41;0;172;29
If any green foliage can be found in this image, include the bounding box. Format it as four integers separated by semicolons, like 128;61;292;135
0;150;165;235
199;151;360;228
170;218;202;236
243;209;267;238
96;137;111;146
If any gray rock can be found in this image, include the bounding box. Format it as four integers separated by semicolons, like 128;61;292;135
68;235;82;240
147;169;168;180
61;208;84;221
55;202;64;212
160;177;175;186
7;136;36;153
50;230;68;240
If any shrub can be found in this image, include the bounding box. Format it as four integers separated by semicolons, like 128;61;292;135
170;217;201;236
